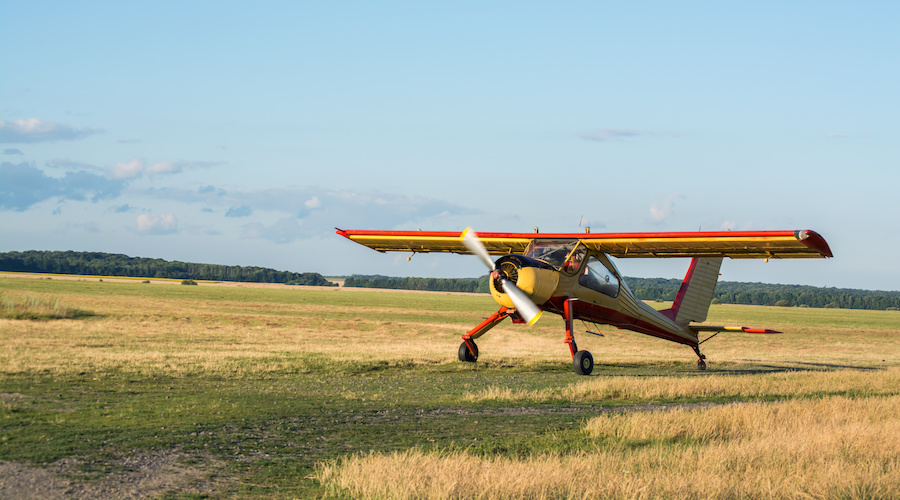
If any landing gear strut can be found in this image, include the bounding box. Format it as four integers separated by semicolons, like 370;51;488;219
458;308;512;364
565;298;593;375
458;301;596;375
692;345;707;371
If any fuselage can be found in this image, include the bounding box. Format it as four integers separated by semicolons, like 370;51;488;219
487;240;698;347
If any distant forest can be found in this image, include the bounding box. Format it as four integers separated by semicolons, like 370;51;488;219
343;274;900;311
0;250;336;286
626;277;900;311
343;275;490;293
3;250;898;310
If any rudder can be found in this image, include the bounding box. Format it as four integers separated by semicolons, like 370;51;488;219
667;257;723;324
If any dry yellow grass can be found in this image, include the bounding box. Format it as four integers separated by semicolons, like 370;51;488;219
0;288;471;378
465;366;900;403
4;278;899;499
316;395;900;499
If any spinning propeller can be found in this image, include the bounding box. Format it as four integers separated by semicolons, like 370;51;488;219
460;228;543;325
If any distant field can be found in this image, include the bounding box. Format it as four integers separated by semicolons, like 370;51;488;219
1;276;898;499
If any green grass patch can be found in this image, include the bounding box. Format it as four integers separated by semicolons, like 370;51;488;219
0;291;94;320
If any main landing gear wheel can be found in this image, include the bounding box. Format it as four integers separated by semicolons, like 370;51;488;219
573;350;593;376
459;341;478;363
692;346;707;371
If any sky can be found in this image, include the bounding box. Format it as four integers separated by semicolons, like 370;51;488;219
1;1;898;291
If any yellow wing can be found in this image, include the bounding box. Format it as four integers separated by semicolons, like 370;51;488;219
336;229;832;259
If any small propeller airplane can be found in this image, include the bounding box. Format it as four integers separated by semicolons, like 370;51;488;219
336;227;832;374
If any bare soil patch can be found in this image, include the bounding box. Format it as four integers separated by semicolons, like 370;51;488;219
0;451;224;500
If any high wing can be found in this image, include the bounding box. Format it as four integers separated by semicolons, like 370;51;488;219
335;229;832;259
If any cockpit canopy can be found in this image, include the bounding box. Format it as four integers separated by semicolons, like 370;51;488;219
524;239;586;274
525;239;622;298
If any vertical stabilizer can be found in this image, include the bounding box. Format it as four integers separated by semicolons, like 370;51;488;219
668;257;723;324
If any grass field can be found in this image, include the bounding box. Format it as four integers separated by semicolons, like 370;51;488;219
1;276;899;499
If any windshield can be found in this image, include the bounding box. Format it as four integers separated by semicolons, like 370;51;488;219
524;239;585;273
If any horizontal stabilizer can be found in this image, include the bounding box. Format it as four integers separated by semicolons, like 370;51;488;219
691;325;782;334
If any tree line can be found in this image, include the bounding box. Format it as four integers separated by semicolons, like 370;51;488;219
344;274;899;310
343;275;490;293
0;250;336;286
4;250;897;310
626;277;900;311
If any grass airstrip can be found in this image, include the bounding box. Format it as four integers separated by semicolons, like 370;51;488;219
1;275;899;499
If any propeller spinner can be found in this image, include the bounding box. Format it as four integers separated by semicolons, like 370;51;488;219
460;228;543;325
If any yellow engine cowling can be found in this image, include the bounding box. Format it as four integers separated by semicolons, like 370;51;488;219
489;264;559;309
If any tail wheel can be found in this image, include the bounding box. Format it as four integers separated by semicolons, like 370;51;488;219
573;350;593;375
459;341;478;363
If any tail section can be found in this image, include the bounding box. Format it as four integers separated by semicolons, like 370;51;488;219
663;257;723;325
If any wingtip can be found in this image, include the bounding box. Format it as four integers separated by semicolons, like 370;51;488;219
795;229;834;258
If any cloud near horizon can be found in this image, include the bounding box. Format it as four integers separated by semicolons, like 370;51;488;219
0;118;103;143
136;213;178;235
577;128;653;142
241;217;305;244
111;159;218;179
0;162;126;211
1;160;476;243
146;186;474;235
140;185;477;243
225;205;252;217
0;159;212;211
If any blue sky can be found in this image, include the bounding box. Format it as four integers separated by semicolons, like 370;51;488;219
1;1;897;290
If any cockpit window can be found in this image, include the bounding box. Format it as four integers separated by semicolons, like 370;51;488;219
578;256;620;298
525;239;585;274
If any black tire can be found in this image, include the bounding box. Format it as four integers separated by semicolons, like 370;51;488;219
573;350;593;375
697;359;707;371
459;341;478;362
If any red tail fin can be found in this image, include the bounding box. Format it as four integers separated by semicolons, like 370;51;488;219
662;257;723;325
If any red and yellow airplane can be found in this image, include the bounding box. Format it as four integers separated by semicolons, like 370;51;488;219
336;227;832;374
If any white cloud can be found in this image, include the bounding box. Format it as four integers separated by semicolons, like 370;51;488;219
241;217;304;244
225;205;252;217
0;161;126;211
650;194;685;222
136;213;178;235
577;128;650;142
146;162;180;175
141;185;477;240
111;159;145;179
109;159;203;179
0;118;103;143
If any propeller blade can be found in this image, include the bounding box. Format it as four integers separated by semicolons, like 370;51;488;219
461;227;543;325
500;278;543;326
460;227;496;271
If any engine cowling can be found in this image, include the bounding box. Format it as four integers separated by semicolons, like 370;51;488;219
488;255;559;309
